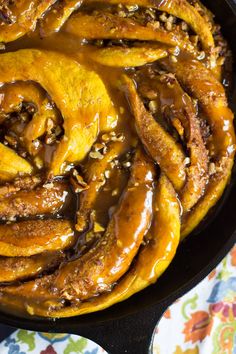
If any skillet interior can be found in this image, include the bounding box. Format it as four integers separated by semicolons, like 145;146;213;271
0;0;235;353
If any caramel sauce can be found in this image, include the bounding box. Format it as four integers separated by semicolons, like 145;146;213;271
0;24;137;225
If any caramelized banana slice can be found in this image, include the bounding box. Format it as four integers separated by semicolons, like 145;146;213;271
178;95;208;211
0;49;118;175
64;12;185;47
0;149;155;313
153;75;208;211
0;82;60;155
161;55;235;237
55;149;155;300
91;0;214;49
40;0;82;36
0;181;69;220
0;143;33;182
0;252;64;283
0;0;56;43
44;174;180;317
0;175;41;198
123;75;186;190
0;219;74;257
88;46;168;67
76;141;127;232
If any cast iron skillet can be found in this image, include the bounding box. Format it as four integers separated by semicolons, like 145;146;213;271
0;1;236;353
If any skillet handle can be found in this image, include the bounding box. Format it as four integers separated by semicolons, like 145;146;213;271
71;303;167;354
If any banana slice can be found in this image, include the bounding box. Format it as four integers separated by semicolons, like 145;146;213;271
0;219;74;257
64;12;186;47
0;0;56;43
0;49;118;175
88;46;168;67
40;0;82;37
88;0;214;49
0;143;33;182
0;252;65;283
0;181;70;220
123;75;186;191
161;55;235;238
47;174;180;317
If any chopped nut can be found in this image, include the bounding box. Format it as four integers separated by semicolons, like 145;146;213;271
26;305;35;316
159;12;168;22
101;133;110;142
46;118;55;133
43;182;54;189
160;73;176;87
112;188;119;196
148;100;158;113
89;151;104;159
165;21;172;31
32;139;42;151
71;170;89;193
125;4;138;11
118;10;126;17
167;15;175;24
217;56;225;66
145;9;156;19
104;170;111;178
117;240;123;248
110;161;115;169
181;21;188;31
0;42;5;50
122;161;131;168
184;157;191;166
170;55;177;63
147;20;160;30
94;222;105;233
197;51;206;60
209;162;216;175
93;143;104;151
111;133;125;142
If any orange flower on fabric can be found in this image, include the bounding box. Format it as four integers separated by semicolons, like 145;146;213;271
208;269;217;280
183;311;213;343
230;245;236;266
164;308;171;319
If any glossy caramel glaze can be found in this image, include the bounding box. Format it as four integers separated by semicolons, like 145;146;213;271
0;219;74;257
0;0;234;317
0;251;65;283
0;180;70;220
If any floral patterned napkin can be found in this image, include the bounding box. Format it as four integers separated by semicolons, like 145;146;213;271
1;244;236;354
153;244;236;354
